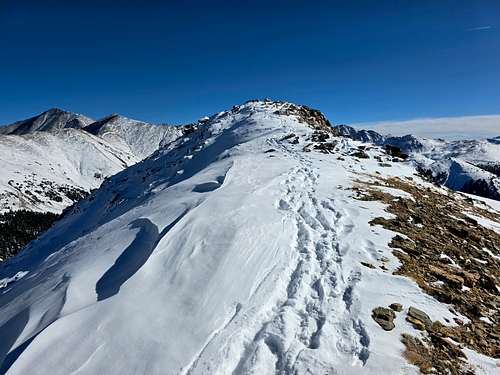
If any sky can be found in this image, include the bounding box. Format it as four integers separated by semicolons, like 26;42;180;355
1;0;499;137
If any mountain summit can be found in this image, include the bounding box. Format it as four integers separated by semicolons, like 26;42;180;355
0;100;498;374
0;108;94;135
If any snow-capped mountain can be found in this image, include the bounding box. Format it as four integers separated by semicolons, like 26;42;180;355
0;129;137;214
0;110;183;261
0;108;94;135
335;125;500;200
0;110;183;215
83;114;182;160
0;100;498;374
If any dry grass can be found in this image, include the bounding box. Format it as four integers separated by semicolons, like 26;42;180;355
354;176;500;372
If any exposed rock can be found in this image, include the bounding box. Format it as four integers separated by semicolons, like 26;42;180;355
352;150;370;159
428;264;464;288
360;261;376;269
408;307;432;331
389;303;403;312
385;145;409;160
313;142;337;154
372;306;396;331
271;101;333;132
280;133;297;142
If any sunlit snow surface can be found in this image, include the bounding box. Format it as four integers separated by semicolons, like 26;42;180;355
0;102;496;374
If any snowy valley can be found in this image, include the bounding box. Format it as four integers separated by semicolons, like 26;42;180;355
0;100;499;374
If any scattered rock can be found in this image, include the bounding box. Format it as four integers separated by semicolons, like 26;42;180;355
402;333;466;374
372;306;396;331
352;150;370;159
361;261;376;269
389;303;403;312
357;176;500;358
407;306;433;331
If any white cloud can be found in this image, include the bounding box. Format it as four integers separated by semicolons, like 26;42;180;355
350;115;500;140
467;26;492;31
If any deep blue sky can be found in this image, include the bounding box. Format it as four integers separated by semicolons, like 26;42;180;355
1;0;499;125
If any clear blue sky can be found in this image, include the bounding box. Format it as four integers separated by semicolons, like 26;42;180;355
1;0;499;125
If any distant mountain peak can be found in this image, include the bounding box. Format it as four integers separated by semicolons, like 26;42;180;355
0;108;94;135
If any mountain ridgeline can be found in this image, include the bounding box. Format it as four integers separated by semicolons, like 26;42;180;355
0;102;499;263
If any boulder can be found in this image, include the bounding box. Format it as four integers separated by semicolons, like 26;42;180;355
407;306;432;330
372;307;396;331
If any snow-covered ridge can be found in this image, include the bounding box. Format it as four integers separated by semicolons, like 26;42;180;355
0;100;498;374
83;114;182;160
0;128;138;214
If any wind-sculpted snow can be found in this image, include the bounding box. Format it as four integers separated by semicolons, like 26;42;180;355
0;308;29;371
0;274;69;373
0;100;497;374
96;214;188;301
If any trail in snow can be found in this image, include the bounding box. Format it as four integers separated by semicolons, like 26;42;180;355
233;143;369;374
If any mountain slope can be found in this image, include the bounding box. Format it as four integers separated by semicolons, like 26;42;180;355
0;100;498;374
0;110;183;261
335;125;500;200
83;114;182;160
0;129;138;214
0;108;94;135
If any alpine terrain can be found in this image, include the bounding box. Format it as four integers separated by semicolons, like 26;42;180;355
0;100;499;374
0;109;181;260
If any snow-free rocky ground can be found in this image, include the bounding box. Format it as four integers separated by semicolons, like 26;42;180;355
0;100;499;374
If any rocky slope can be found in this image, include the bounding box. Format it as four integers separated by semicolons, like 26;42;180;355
0;100;498;374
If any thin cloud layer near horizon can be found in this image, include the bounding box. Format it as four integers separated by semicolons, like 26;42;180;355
352;114;500;140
